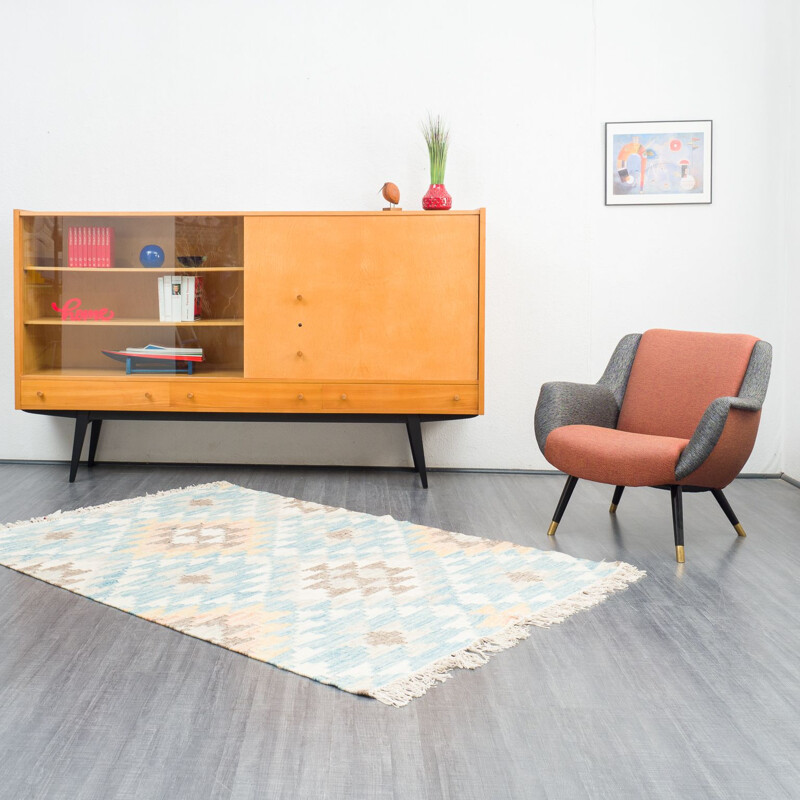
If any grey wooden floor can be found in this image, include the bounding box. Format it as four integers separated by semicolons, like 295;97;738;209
0;463;798;800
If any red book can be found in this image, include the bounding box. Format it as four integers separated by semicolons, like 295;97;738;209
108;227;115;268
194;276;204;319
68;227;75;267
78;227;84;267
90;227;96;268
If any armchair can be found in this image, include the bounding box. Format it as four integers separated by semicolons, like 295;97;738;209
534;329;772;562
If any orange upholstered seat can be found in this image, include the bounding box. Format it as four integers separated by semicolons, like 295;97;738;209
534;329;772;562
545;425;690;487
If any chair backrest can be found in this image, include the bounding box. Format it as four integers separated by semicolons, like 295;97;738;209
616;329;758;439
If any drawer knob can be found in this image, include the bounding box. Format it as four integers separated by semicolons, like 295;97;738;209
36;390;44;398
145;392;152;399
297;393;304;400
341;393;348;401
453;394;461;401
296;294;303;301
187;392;194;399
297;350;303;357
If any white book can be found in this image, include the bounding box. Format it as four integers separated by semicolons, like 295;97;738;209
162;276;173;321
181;276;190;321
157;276;166;321
184;276;196;321
170;276;182;322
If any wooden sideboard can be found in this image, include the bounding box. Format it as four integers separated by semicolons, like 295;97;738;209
15;210;485;483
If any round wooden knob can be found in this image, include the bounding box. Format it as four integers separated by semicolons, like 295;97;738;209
145;392;152;399
36;391;43;398
187;392;194;399
296;294;303;301
297;351;303;357
297;393;304;400
453;394;461;401
341;393;348;400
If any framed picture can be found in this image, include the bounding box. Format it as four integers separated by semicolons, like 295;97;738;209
605;120;712;205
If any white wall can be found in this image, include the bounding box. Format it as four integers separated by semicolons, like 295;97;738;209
782;0;800;481
0;0;789;472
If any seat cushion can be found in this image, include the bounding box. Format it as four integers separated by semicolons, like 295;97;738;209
617;329;758;440
544;425;689;487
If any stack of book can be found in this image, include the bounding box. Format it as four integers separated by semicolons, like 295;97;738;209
102;344;204;373
121;345;203;361
68;227;115;268
157;276;204;322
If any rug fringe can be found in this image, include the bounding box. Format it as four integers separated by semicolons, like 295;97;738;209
370;560;645;707
0;481;233;531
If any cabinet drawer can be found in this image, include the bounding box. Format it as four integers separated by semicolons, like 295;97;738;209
20;379;170;410
168;382;322;412
322;384;478;414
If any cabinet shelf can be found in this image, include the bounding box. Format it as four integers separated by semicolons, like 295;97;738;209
24;317;244;327
23;367;244;379
24;266;244;273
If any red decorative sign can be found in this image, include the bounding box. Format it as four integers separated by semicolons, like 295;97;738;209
51;297;115;321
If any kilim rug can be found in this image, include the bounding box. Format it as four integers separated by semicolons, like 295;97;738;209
0;482;644;706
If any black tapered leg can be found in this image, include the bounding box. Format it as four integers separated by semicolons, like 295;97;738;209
711;488;747;537
670;485;685;562
69;412;90;483
405;416;428;489
610;485;625;513
548;475;578;535
87;419;103;467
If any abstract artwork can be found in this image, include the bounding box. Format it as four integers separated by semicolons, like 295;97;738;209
605;120;712;205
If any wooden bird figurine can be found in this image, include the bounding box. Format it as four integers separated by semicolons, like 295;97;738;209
380;182;401;210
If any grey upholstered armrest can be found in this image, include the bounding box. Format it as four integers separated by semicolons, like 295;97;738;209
674;340;772;480
534;334;642;454
675;396;761;480
534;382;619;453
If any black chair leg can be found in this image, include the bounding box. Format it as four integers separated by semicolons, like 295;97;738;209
548;475;578;535
610;485;625;514
670;485;685;563
711;488;746;537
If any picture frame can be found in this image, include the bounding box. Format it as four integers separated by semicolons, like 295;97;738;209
605;120;712;205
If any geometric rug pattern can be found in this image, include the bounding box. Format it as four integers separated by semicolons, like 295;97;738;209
0;482;644;706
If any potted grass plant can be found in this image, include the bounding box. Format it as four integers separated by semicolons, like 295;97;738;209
422;115;452;210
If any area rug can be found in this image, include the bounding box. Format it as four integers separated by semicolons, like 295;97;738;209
0;481;644;706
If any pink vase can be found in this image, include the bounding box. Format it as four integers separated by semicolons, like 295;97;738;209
422;184;452;210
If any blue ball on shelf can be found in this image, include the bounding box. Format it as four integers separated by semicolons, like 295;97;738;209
139;244;165;267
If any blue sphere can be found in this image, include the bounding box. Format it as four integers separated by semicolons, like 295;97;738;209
139;244;165;267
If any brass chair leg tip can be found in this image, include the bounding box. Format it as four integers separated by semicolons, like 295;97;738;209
675;545;685;563
609;503;617;514
547;521;559;536
734;523;746;537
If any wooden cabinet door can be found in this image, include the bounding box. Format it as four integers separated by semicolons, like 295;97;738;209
244;214;480;381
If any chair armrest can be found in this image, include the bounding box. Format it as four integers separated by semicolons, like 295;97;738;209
534;382;619;453
675;396;761;480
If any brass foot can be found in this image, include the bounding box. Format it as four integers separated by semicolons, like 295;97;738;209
547;521;559;536
734;523;746;537
675;545;685;563
609;503;617;514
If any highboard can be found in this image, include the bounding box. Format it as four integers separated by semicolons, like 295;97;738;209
14;210;486;483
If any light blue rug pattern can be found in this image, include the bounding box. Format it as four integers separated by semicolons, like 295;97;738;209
0;482;644;705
